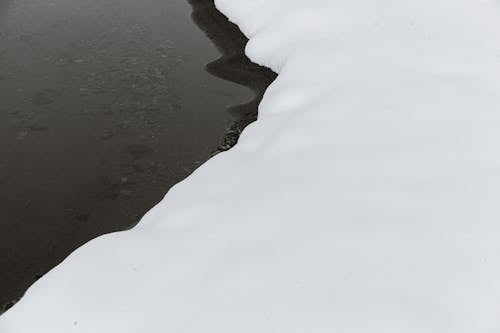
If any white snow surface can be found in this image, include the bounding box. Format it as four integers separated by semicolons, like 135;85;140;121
2;0;500;331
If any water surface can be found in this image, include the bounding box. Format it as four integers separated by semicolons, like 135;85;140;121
0;0;274;311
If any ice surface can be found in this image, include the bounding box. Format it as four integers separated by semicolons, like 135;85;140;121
2;0;500;331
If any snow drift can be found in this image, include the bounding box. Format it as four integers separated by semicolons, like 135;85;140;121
2;0;500;331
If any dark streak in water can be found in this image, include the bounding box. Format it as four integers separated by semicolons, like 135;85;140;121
188;0;277;151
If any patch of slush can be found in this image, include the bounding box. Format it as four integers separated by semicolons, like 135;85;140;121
2;0;500;331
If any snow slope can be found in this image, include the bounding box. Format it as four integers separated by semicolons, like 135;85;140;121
2;0;500;331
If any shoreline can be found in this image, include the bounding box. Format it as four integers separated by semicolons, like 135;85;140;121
188;0;276;152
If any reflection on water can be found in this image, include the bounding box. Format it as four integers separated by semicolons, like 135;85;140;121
189;0;276;150
0;0;274;311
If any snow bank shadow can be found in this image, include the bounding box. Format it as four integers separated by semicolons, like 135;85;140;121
188;0;277;151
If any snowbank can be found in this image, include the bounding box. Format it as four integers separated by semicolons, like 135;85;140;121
2;0;500;331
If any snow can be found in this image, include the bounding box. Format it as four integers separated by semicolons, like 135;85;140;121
2;0;500;331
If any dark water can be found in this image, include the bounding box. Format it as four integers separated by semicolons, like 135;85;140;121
0;0;275;312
